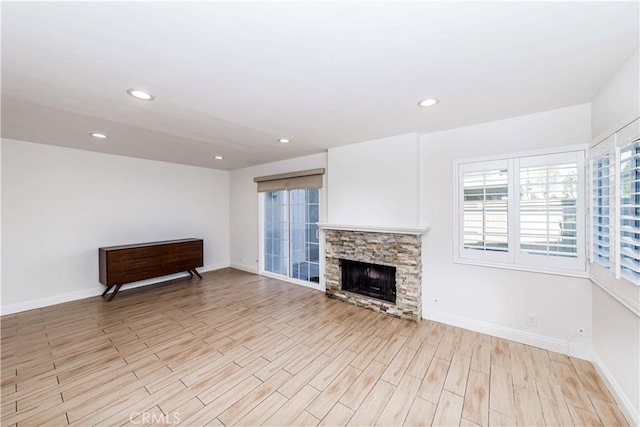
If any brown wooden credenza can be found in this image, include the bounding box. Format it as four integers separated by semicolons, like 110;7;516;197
99;238;203;301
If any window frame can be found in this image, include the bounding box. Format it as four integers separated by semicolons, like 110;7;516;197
453;144;588;278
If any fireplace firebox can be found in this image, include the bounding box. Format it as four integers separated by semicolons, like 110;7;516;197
340;259;396;304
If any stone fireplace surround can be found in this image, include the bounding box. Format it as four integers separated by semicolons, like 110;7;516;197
320;224;428;322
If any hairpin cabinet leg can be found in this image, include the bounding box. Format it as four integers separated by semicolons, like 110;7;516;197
108;284;123;301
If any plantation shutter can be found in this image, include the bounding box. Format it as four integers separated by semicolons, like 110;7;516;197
592;153;612;267
462;166;509;253
618;137;640;283
518;155;578;258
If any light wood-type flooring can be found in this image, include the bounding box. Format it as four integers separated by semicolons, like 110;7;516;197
1;268;629;426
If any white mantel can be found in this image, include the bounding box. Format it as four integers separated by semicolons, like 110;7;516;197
317;223;430;236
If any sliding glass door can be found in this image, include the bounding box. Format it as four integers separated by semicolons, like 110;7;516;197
263;188;320;283
264;190;288;275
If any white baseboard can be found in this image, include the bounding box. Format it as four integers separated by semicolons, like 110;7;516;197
423;309;591;360
201;263;230;273
230;262;259;274
592;351;639;427
0;263;229;316
1;288;103;316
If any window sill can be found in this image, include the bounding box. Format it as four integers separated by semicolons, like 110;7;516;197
453;257;589;279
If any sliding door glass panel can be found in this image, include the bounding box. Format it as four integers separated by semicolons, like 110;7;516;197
305;188;320;282
289;188;320;283
264;188;319;284
290;189;306;280
264;190;288;275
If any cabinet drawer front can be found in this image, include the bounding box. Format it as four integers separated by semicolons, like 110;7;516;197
109;256;162;273
109;266;163;285
109;247;162;262
162;259;202;275
162;241;202;255
163;250;202;263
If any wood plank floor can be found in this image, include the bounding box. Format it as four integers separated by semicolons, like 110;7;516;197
1;268;628;426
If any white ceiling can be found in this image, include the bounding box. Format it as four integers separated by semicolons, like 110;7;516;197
2;2;638;170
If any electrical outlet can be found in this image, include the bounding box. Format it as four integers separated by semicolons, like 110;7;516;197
577;325;586;337
527;315;537;329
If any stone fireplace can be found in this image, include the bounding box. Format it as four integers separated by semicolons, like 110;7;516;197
321;225;427;322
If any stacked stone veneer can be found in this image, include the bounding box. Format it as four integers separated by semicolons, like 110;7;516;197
324;229;422;322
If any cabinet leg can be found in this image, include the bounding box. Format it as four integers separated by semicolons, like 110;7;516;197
101;286;113;297
108;284;123;302
188;270;194;277
192;269;203;279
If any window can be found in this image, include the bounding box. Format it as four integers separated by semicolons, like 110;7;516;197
455;148;586;275
589;119;639;314
460;160;510;264
618;138;640;283
519;159;578;258
591;153;611;267
463;167;509;253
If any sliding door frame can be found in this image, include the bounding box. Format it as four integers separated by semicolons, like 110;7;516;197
258;185;326;292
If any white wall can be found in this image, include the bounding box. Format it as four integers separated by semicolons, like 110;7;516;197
327;133;419;227
590;49;640;425
0;141;3;309
229;153;327;274
591;49;640;141
420;104;593;358
592;286;639;424
1;138;230;314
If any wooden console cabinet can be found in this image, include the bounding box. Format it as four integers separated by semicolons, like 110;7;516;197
99;238;203;301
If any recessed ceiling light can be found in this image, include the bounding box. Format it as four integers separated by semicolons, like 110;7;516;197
417;98;439;108
90;132;108;139
214;155;224;160
126;88;155;101
278;138;291;144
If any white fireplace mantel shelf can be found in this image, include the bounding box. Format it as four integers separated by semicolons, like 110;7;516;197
317;223;430;235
